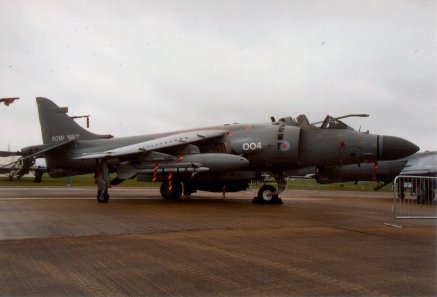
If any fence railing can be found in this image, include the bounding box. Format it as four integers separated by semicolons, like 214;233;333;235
386;175;437;227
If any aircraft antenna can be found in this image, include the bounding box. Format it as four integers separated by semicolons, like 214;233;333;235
70;115;91;128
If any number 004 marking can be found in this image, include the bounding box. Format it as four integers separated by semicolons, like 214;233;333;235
242;142;262;151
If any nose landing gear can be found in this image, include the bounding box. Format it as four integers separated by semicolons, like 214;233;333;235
252;174;285;205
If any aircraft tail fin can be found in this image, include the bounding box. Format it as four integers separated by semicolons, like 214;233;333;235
37;97;112;144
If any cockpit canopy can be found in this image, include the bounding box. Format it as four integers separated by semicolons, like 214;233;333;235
275;114;361;130
319;116;354;130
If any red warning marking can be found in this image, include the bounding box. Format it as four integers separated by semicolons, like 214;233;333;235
152;161;159;182
167;172;173;192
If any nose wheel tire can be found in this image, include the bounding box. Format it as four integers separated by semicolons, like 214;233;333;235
253;185;282;204
259;185;277;202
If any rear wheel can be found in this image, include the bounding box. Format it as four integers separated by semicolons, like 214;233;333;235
423;185;435;204
416;184;435;204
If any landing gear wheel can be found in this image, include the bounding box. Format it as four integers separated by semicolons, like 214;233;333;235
416;184;434;205
253;185;283;204
160;181;183;200
259;185;277;202
423;186;435;204
97;189;109;203
425;188;435;204
398;192;405;200
416;194;424;205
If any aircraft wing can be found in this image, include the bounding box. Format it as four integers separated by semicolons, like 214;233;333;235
75;129;227;160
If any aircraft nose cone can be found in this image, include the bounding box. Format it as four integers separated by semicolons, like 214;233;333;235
380;136;419;160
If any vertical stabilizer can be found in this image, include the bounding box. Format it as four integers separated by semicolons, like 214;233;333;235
37;97;110;144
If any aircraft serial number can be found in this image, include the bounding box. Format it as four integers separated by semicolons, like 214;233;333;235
51;134;80;142
242;142;262;151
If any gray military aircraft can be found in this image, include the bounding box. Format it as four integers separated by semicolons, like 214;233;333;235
5;97;419;204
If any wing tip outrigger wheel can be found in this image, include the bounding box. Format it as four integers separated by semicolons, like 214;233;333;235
97;189;109;203
95;160;111;203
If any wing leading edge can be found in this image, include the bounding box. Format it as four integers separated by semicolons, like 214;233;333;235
75;129;227;160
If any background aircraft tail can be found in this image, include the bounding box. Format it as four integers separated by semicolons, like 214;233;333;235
37;97;111;144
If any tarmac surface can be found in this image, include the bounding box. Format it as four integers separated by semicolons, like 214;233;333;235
0;186;435;297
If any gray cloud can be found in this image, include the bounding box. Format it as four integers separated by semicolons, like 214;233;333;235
1;0;435;152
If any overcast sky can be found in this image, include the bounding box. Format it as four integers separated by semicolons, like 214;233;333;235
1;0;436;153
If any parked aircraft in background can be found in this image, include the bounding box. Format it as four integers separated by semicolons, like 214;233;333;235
1;97;19;106
400;151;437;176
313;151;436;186
397;152;437;203
3;97;419;204
0;149;45;182
295;151;436;204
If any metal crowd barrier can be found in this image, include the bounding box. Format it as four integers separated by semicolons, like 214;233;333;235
386;175;437;227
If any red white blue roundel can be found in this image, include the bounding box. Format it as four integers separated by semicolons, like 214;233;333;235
278;140;291;152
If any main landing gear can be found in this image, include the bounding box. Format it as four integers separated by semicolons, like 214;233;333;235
160;180;183;200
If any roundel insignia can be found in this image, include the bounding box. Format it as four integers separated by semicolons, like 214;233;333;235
278;140;291;152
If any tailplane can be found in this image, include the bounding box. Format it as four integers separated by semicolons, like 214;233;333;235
37;97;112;144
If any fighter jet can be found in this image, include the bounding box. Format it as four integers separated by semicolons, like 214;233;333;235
401;151;437;176
0;149;45;182
311;151;437;203
5;97;419;204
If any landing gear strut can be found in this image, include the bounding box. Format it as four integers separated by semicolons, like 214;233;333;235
96;160;110;203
